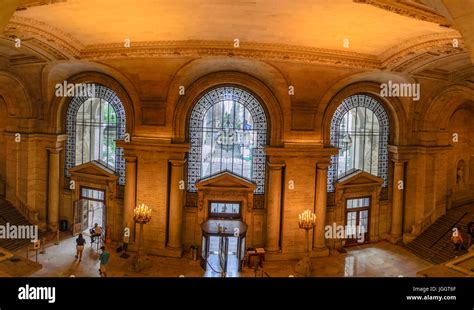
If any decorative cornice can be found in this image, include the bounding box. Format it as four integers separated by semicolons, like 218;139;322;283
169;159;186;167
267;162;286;170
380;32;460;59
354;0;451;26
395;50;469;74
117;138;190;154
82;40;381;69
413;69;450;81
449;66;474;83
316;162;331;170
265;145;338;158
124;156;137;163
4;18;380;68
17;0;67;10
2;16;466;72
5;16;83;59
388;144;452;158
380;32;465;70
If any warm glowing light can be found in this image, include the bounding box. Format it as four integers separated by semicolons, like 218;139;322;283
298;210;316;230
134;203;152;224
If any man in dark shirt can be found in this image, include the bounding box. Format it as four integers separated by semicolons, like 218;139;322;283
75;233;86;260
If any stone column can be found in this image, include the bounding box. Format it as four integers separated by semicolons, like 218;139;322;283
47;148;61;231
265;162;285;253
313;163;329;256
123;156;137;235
390;160;405;243
168;159;186;251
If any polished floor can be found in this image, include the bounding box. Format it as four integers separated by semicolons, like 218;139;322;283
0;232;433;277
204;236;240;277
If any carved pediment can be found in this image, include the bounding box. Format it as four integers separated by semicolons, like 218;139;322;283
336;169;384;188
69;160;117;180
196;171;256;192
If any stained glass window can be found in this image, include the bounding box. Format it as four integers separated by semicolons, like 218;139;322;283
65;84;126;185
188;87;267;194
328;94;389;192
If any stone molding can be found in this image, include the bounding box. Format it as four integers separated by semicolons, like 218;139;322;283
6;16;83;58
2;16;466;72
265;145;338;158
117;138;189;154
353;0;451;26
380;32;464;68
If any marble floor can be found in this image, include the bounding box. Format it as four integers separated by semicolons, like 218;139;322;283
0;232;433;277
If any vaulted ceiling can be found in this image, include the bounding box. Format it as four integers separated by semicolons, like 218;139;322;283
0;0;472;75
9;0;462;55
10;0;456;54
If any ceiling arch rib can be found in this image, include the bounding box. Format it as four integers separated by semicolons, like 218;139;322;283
0;0;471;76
3;16;82;61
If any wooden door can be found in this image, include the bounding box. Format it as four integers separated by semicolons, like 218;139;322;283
345;197;370;245
73;199;89;236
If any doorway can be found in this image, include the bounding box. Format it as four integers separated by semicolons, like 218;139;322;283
345;197;370;245
72;187;106;236
200;219;247;277
203;201;243;276
207;236;239;274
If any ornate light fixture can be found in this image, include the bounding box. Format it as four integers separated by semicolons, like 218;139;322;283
134;203;152;224
134;203;151;271
296;210;316;277
298;210;316;230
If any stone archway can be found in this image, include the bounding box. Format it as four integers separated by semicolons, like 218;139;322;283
173;71;284;146
0;72;35;119
447;105;474;207
320;80;408;146
49;70;137;135
420;84;474;132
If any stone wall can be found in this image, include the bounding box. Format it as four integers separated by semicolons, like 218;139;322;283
0;54;471;258
280;157;317;257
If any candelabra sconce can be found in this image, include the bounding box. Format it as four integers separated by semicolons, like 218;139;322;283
296;210;316;277
134;203;151;272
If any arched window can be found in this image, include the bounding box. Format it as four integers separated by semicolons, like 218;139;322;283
188;86;267;194
65;84;126;185
328;94;389;191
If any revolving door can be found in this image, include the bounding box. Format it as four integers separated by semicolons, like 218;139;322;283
200;219;248;274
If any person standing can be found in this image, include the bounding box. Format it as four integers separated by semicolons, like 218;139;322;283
99;246;110;277
451;227;464;251
75;233;86;261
